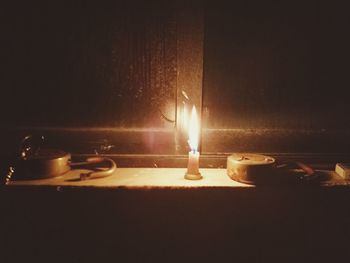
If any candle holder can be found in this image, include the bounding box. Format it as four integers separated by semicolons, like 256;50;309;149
185;172;202;180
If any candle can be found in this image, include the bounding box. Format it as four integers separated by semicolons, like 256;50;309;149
185;106;202;180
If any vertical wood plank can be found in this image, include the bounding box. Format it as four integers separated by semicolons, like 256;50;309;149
175;2;204;152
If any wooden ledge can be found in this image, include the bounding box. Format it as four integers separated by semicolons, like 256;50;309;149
6;168;349;189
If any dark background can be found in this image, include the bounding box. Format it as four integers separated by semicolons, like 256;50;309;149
1;1;178;128
203;0;350;129
1;0;350;154
2;187;350;263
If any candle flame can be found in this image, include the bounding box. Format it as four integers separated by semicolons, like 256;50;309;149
188;105;199;152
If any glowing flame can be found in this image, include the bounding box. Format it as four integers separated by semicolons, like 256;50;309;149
188;105;199;152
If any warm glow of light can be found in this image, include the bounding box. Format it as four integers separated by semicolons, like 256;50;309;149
188;105;199;152
182;103;189;131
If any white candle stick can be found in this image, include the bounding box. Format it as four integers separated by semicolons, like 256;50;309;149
185;106;202;180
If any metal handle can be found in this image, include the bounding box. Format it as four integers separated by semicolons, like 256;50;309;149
76;157;117;180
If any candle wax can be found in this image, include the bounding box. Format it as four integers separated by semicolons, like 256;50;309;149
185;151;202;180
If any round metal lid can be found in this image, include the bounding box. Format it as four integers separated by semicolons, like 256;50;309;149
228;153;275;165
227;153;276;184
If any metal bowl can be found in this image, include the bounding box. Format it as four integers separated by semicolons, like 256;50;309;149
227;153;276;184
14;149;71;180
